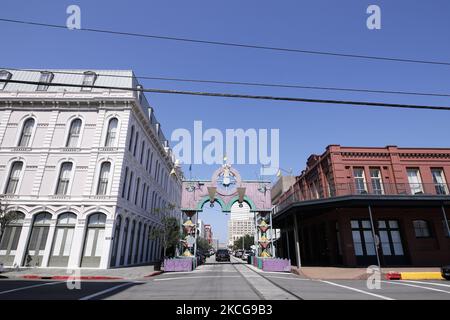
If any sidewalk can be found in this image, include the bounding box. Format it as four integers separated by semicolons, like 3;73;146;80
291;266;442;280
0;265;162;280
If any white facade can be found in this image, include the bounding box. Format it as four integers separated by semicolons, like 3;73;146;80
0;69;182;269
227;202;255;246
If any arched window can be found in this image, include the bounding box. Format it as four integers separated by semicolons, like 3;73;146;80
18;118;35;147
0;212;25;266
105;118;118;147
140;140;145;164
49;213;77;267
121;167;129;198
413;220;431;238
81;213;107;267
5;161;23;194
141;223;147;263
145;148;150;171
110;216;122;267
66;118;82;147
24;212;52;267
55;162;73;195
141;183;147;208
127;171;134;201
120;218;129;266
97;162;111;195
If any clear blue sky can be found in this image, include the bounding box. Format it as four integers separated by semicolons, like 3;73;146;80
2;1;450;242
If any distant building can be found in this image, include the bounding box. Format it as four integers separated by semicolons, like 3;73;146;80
0;69;182;269
204;224;213;244
273;145;450;267
197;219;205;238
227;201;255;246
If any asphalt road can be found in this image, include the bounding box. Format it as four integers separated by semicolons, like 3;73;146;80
1;256;450;300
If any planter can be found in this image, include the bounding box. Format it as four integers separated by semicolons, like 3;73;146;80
164;258;193;272
262;258;291;272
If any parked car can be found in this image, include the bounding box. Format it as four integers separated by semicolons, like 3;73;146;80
442;265;450;280
242;250;254;260
234;250;244;258
215;249;230;262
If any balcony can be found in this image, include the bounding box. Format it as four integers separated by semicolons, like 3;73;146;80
273;182;450;215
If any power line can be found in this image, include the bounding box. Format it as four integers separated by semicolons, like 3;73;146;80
1;78;450;111
1;17;450;67
3;67;450;99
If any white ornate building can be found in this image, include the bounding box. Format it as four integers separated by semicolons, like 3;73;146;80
227;201;255;246
0;69;182;269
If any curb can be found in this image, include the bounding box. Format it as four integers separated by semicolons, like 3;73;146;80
144;271;163;278
21;275;124;280
399;272;443;280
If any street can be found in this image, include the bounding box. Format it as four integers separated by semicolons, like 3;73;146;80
0;256;450;300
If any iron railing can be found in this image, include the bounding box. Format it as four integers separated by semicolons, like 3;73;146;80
273;182;450;215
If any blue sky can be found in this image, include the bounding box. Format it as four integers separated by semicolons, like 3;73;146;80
1;1;450;241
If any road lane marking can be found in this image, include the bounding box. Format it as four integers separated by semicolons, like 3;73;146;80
0;281;62;295
400;280;450;288
266;276;310;281
382;280;450;294
319;280;395;300
79;282;140;300
154;275;241;281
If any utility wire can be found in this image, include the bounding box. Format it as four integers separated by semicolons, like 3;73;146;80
3;67;450;99
1;78;450;111
1;18;450;67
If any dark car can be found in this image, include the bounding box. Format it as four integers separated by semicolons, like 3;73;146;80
442;265;450;280
215;249;230;262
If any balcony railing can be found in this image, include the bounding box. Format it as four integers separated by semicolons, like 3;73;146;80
273;182;450;215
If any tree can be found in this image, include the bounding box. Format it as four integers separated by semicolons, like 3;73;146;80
149;204;180;260
233;234;254;251
196;237;212;252
0;200;20;245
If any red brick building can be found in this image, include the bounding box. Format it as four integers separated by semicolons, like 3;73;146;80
273;145;450;267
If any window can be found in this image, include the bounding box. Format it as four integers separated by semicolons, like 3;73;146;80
128;126;135;151
81;71;97;91
370;168;384;195
145;148;150;171
36;72;54;91
55;162;73;195
127;172;134;201
121;167;129;198
134;178;141;205
351;220;376;256
49;213;77;266
140;141;145;164
81;213;106;268
0;212;24;260
18;118;35;147
0;70;12;90
353;168;367;194
5;161;23;194
105;118;118;147
413;220;431;238
66;118;82;147
431;169;448;195
133;131;139;157
97;162;111;195
407;168;424;194
378;220;404;256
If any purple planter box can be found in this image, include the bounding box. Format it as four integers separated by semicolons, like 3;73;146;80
164;258;193;272
262;258;291;272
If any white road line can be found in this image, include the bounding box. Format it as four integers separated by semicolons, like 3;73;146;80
319;280;395;300
400;280;450;288
154;275;241;281
267;276;310;281
0;281;62;295
79;282;138;300
382;280;450;294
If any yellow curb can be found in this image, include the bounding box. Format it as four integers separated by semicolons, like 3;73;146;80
400;272;443;280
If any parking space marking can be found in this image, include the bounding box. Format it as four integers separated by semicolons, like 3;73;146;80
319;280;395;300
0;281;63;295
400;280;450;288
79;282;141;300
266;276;310;281
382;280;450;294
